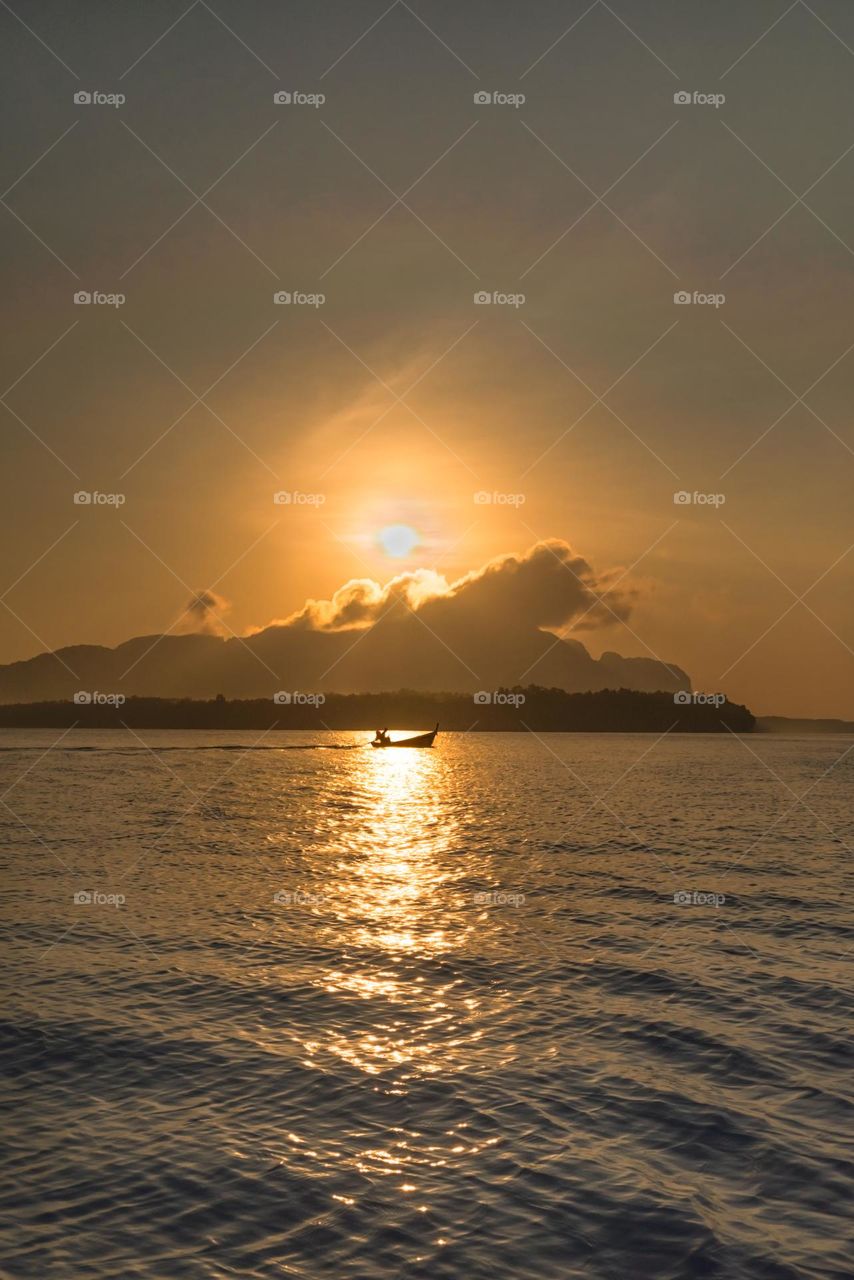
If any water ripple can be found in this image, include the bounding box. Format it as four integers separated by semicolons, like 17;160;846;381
1;730;852;1279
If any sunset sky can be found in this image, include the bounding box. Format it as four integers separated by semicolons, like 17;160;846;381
1;0;853;717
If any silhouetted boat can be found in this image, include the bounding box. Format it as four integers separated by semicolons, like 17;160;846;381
371;723;439;748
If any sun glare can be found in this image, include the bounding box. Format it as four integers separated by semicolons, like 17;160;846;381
377;524;420;558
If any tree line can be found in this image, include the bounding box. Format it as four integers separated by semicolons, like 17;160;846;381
0;687;755;733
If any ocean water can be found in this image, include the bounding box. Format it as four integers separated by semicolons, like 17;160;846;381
1;729;852;1280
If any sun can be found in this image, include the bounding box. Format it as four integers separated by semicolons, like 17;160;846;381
377;524;420;558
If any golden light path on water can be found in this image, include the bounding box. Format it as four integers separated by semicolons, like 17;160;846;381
317;749;469;1068
281;744;501;1193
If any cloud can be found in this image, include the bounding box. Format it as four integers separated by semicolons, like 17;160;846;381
277;540;635;636
177;589;230;636
283;568;448;631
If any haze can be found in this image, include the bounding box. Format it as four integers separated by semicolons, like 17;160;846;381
1;0;853;717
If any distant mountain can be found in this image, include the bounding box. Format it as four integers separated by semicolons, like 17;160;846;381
0;618;691;704
757;716;854;735
0;538;695;706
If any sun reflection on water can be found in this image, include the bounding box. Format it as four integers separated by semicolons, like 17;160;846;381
332;746;459;957
295;744;485;1084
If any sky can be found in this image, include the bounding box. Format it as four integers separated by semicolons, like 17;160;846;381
1;0;853;718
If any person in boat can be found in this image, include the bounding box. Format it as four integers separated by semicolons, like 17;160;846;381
373;727;390;745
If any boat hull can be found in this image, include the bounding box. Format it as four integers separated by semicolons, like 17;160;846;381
371;726;438;748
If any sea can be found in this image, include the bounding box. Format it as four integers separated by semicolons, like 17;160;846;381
1;729;852;1279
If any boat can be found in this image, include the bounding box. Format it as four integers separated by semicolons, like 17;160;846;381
371;723;439;748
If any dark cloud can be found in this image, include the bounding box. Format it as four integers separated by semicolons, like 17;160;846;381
177;590;230;636
281;540;635;636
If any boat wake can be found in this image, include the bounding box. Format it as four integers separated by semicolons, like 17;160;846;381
0;743;366;753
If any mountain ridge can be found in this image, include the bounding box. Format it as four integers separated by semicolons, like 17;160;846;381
0;621;691;704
